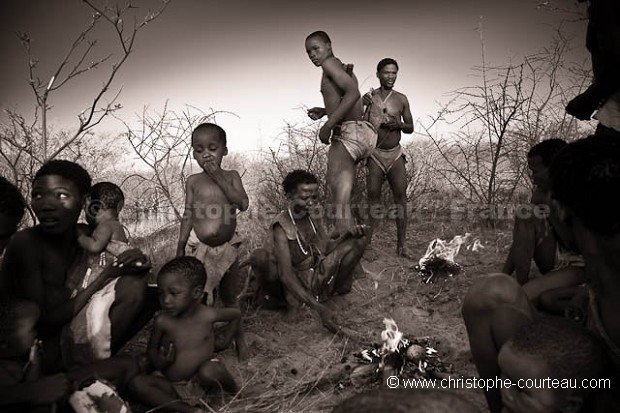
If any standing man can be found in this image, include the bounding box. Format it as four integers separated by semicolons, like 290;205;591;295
305;31;377;236
363;58;414;257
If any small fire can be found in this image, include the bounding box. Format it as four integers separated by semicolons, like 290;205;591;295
417;233;471;283
381;318;403;353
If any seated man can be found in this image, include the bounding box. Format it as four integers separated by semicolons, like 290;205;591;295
0;160;150;372
246;170;368;334
462;135;620;413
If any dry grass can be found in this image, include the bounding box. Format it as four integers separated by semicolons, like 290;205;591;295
124;207;514;413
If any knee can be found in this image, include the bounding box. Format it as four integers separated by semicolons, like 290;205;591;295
197;361;225;384
461;273;523;318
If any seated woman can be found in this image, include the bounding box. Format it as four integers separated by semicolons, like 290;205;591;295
245;170;368;334
0;160;150;373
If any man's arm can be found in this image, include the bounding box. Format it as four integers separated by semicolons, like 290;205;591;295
77;222;114;254
322;58;361;128
399;95;414;133
176;178;195;256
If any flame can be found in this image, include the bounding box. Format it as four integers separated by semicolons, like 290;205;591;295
419;233;471;268
381;318;403;353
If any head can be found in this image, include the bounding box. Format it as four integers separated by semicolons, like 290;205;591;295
376;58;399;90
332;388;479;413
527;139;567;191
191;123;228;171
0;176;26;254
548;135;620;254
0;299;40;358
157;256;206;316
305;31;333;66
85;182;125;226
282;170;319;217
498;317;606;413
32;160;91;235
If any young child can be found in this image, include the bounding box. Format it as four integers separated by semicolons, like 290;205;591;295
177;123;249;310
305;31;377;235
498;316;606;413
332;388;480;413
78;181;129;258
129;256;240;413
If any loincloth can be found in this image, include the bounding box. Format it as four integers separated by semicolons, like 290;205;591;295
62;241;134;366
153;370;207;406
332;120;377;162
368;144;406;174
187;229;242;305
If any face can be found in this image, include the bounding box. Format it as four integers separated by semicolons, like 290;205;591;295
0;213;21;255
157;271;201;317
192;130;227;170
498;343;570;413
31;175;84;235
377;64;398;89
528;155;550;190
305;37;331;66
288;182;319;217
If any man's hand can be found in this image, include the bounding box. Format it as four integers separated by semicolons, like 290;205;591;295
347;224;370;238
319;123;332;144
307;107;326;120
362;91;373;106
29;374;73;405
111;248;150;275
317;306;340;333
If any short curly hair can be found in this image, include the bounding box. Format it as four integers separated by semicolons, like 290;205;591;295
157;256;206;289
33;160;92;197
507;316;606;381
0;176;26;219
192;123;227;147
527;138;567;167
282;170;319;195
90;182;125;212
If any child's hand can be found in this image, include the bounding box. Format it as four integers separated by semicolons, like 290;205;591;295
157;342;175;367
29;373;73;404
110;249;150;275
202;156;224;180
307;107;326;120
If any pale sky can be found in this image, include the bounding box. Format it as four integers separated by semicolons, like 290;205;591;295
0;0;589;155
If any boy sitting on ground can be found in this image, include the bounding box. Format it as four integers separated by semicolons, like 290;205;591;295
498;316;606;413
129;257;241;413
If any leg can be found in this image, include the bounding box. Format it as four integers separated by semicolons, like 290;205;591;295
461;273;534;413
366;157;385;243
505;215;536;284
218;259;249;360
67;354;142;394
331;236;368;295
523;266;587;306
531;218;556;274
386;156;409;257
109;274;148;354
327;141;357;234
197;360;238;394
128;373;200;413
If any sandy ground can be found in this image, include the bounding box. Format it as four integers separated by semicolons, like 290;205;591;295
124;216;513;412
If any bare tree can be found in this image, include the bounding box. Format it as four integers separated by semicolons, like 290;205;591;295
419;29;593;225
0;0;169;191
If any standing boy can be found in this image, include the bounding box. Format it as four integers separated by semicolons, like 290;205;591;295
363;58;414;257
305;31;377;235
176;123;249;359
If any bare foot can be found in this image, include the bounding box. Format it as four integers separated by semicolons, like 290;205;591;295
235;338;251;362
397;246;412;259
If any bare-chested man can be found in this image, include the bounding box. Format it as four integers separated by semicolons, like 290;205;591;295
176;122;249;359
363;58;414;257
305;31;377;235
